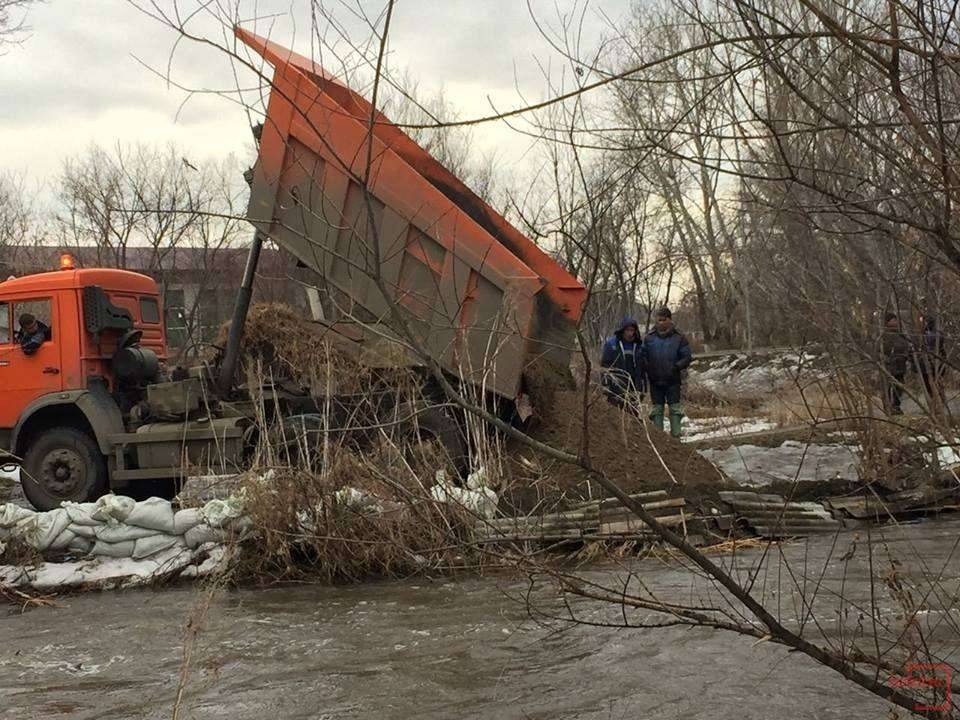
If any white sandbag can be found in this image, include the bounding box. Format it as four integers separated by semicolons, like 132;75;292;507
91;495;136;524
68;524;97;540
475;487;499;518
94;523;159;543
179;544;229;579
0;503;34;529
46;528;81;552
200;497;245;528
430;484;499;519
184;523;228;549
132;534;184;560
231;515;254;533
91;539;136;558
125;497;176;533
19;508;71;551
466;466;490;491
61;501;100;527
173;508;203;535
66;536;94;554
0;563;28;586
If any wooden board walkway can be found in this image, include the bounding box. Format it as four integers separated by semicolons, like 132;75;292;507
475;490;701;544
475;486;960;546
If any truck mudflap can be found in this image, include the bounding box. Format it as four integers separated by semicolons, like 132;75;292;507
11;387;125;457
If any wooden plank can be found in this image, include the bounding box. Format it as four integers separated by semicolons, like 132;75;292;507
719;491;788;505
597;490;670;511
598;513;688;535
599;498;686;526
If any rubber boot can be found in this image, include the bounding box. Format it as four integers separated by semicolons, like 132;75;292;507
669;411;683;438
650;406;665;431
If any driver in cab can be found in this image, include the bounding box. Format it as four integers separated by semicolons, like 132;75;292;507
15;313;51;356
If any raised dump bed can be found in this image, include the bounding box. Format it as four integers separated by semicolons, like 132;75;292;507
238;28;586;401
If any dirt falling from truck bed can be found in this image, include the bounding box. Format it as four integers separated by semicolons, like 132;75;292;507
214;303;388;395
501;388;729;513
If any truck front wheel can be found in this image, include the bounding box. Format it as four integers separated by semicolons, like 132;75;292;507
21;427;109;511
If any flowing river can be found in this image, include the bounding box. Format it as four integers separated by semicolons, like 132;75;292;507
3;518;959;719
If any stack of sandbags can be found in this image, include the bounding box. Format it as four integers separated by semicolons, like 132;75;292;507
0;494;251;561
0;543;235;592
0;494;251;592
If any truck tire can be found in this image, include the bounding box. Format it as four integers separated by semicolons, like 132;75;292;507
403;405;469;477
21;427;109;511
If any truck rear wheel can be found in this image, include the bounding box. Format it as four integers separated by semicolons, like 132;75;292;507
401;404;469;477
21;427;109;511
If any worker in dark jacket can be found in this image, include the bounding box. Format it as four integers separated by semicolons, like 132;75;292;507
643;307;692;438
600;317;646;411
919;314;948;413
881;312;913;415
15;313;51;356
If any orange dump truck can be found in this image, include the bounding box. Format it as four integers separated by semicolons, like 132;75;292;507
2;31;586;510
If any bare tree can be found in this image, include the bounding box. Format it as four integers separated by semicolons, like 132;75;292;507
0;0;36;46
0;170;39;273
56;143;248;352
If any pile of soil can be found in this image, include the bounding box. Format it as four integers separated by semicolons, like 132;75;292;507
502;388;730;512
213;303;378;395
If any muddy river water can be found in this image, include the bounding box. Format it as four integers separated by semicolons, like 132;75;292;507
3;518;959;719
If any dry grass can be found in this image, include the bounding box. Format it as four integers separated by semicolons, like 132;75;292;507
237;435;480;584
684;385;761;419
763;381;847;427
0;584;61;611
0;535;42;567
685;374;848;429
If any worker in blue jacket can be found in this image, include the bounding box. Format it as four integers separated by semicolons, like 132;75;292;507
643;307;692;437
600;317;646;412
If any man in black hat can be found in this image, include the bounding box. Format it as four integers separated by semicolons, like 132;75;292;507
15;313;51;356
880;312;913;415
642;306;692;438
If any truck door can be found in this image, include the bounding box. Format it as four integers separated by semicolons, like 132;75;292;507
0;296;63;428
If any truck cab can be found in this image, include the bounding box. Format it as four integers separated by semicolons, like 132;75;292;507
0;256;179;509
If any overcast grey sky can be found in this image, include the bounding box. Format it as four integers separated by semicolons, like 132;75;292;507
1;1;630;189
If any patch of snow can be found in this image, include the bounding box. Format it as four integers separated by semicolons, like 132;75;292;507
936;446;960;468
699;442;860;487
828;431;860;441
683;416;778;443
688;351;826;397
